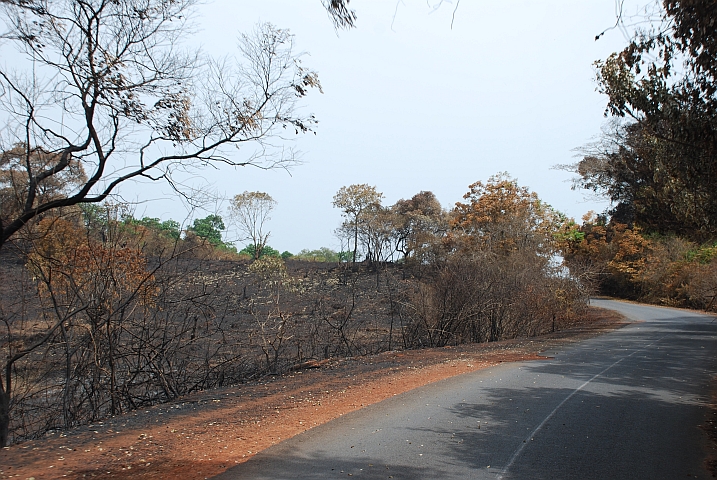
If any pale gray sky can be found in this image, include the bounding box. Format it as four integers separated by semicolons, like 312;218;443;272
126;0;649;254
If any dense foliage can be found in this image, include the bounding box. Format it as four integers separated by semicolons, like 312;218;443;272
553;1;717;310
560;212;717;309
572;0;717;241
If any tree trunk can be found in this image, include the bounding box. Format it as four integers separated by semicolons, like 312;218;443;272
0;388;10;447
352;220;358;263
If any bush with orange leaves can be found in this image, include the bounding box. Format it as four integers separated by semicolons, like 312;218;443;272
28;217;158;315
560;213;717;309
450;173;562;257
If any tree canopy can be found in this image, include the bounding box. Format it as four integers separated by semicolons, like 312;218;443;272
188;215;226;246
451;173;563;259
229;191;276;260
570;0;717;241
333;184;383;262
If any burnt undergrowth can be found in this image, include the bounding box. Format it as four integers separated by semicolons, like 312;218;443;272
1;249;588;445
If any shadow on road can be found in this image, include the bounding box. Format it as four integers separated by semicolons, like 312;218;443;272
214;450;447;479
214;306;717;480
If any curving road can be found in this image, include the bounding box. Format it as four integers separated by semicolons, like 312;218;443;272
214;300;717;479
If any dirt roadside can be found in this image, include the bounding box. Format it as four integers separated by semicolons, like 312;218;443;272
1;308;627;480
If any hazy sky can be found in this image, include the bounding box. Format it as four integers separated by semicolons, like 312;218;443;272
125;0;648;254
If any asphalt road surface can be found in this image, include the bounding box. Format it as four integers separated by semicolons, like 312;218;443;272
215;300;717;479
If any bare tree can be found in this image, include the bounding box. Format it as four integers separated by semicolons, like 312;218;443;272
229;191;276;260
0;1;323;253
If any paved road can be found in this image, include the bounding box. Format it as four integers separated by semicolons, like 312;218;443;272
215;300;717;479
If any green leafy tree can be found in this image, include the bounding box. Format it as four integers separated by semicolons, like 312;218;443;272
338;250;353;262
128;217;182;241
239;244;281;259
189;215;226;247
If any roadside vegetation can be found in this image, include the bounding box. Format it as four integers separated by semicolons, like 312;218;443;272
0;0;715;455
0;173;592;446
559;0;717;310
